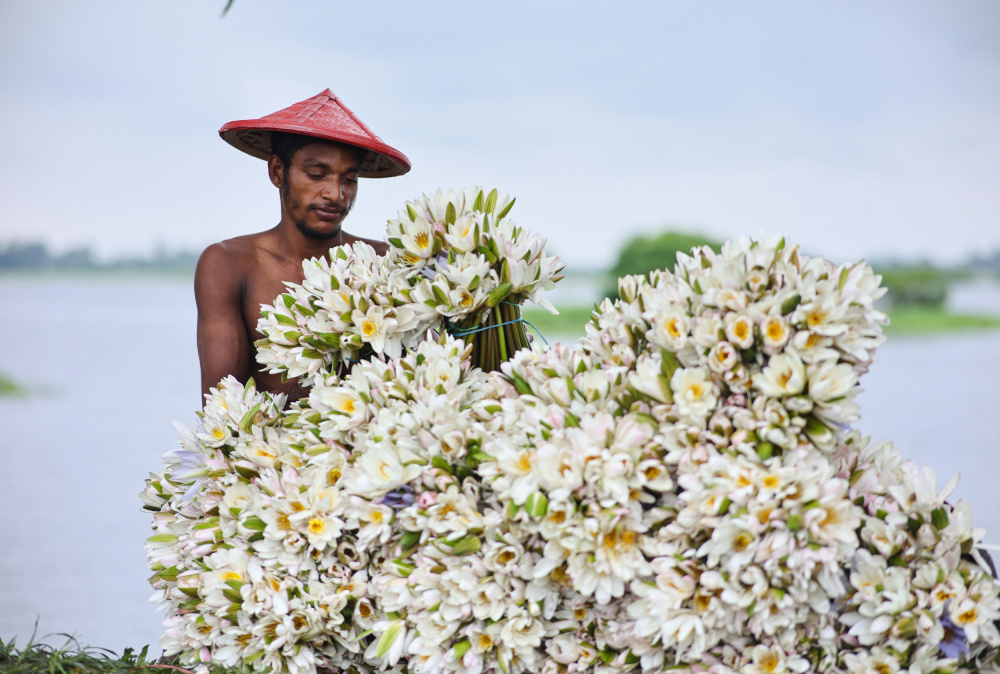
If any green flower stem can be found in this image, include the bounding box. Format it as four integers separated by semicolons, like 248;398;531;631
495;305;508;363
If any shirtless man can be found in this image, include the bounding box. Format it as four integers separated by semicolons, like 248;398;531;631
195;90;410;399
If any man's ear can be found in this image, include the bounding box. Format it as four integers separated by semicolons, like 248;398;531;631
267;155;285;189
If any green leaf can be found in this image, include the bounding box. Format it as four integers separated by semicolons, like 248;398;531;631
472;189;485;212
146;534;178;544
243;516;266;531
319;333;341;348
484;188;498;214
281;293;296;309
431;456;453;474
399;530;422;550
407;204;418;222
445;202;457;225
157;566;179;581
931;507;949;530
756;442;774;460
453;639;472;660
661;349;681;380
375;620;404;658
487;283;513;308
496;197;516;220
275;313;297;327
391;558;416;577
432;284;450;306
525;491;549;518
447;535;483;556
238;403;261;432
786;514;803;532
781;292;801;316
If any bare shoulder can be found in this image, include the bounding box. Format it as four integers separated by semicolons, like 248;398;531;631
194;235;265;303
195;233;274;286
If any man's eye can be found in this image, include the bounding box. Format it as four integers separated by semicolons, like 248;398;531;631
308;173;324;180
345;176;359;184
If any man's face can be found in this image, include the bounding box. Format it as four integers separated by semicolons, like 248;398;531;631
271;141;363;240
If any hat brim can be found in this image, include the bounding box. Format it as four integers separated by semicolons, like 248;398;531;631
219;121;411;179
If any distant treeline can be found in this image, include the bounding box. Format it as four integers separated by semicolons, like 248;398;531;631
0;241;199;272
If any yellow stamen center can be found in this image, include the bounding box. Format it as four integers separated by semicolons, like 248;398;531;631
958;608;978;625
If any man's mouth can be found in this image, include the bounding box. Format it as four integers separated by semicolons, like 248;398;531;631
312;206;345;221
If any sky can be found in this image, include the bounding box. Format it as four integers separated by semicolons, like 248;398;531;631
1;0;998;268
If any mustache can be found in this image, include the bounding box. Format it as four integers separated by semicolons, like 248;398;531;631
309;203;347;213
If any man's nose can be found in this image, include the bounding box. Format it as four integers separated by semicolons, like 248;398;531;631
321;179;345;202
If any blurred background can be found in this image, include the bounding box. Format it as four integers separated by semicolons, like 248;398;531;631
1;0;999;656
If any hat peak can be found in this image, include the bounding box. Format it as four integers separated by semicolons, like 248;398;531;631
219;89;411;178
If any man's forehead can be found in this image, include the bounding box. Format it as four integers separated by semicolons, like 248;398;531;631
293;139;364;166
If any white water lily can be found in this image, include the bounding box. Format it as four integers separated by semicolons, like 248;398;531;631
670;366;719;419
751;352;807;397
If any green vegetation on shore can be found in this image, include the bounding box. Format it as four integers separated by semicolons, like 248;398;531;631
883;306;1000;334
0;636;251;674
0;372;24;396
522;305;1000;342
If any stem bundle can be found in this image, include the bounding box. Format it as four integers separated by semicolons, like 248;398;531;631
461;303;529;372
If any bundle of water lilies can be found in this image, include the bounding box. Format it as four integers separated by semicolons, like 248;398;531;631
144;228;1000;674
255;187;564;383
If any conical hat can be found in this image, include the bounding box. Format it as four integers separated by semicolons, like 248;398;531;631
219;89;411;178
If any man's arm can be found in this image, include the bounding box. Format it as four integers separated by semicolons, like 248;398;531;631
195;243;251;398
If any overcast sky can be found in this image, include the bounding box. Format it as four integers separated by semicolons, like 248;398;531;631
1;0;998;268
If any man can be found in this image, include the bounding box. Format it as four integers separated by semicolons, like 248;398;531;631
195;89;411;400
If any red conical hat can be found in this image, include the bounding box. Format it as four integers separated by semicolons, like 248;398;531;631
219;89;411;178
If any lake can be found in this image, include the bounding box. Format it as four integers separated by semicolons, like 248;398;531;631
1;275;1000;653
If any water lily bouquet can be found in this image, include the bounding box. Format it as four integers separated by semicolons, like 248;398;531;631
255;188;565;384
255;241;421;387
385;188;564;372
145;235;1000;674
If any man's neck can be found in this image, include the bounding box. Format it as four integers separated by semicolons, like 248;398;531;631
275;219;350;263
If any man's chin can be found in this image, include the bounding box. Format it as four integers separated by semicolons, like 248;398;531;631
295;219;343;240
